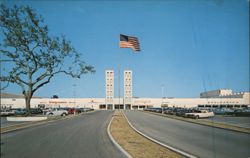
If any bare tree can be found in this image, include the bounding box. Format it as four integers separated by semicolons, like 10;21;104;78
0;5;95;115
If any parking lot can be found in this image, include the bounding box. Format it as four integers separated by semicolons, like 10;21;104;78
144;107;250;129
1;107;95;130
205;115;250;128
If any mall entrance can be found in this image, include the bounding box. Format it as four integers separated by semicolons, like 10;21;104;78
125;104;131;109
114;104;124;109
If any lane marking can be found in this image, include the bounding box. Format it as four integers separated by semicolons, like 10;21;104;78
123;111;197;158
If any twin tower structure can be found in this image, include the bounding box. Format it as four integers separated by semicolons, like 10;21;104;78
105;70;132;110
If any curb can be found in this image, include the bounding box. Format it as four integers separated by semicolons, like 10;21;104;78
107;114;133;158
7;116;47;121
122;111;197;158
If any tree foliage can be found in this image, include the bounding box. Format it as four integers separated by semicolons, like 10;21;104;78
0;4;95;113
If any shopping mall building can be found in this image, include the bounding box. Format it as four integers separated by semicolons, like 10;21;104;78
1;70;249;110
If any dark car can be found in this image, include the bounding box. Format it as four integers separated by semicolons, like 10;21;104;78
67;108;81;114
14;108;27;115
163;108;174;115
176;109;196;117
30;108;43;114
232;109;250;117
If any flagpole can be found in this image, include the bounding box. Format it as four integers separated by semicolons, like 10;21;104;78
119;34;140;111
118;34;121;111
118;63;120;111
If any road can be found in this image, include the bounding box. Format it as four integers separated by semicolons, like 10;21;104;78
124;110;250;158
1;117;25;128
1;111;125;158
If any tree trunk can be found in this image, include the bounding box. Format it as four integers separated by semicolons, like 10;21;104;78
25;95;31;116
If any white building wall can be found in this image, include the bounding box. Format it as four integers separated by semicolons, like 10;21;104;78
105;70;114;109
1;93;249;110
200;89;233;98
124;70;132;106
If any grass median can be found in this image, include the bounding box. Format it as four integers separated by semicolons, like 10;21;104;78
110;110;182;158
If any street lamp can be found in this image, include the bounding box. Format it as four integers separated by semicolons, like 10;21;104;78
73;84;76;108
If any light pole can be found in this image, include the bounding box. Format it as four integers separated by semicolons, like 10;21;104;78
73;84;76;108
161;84;166;114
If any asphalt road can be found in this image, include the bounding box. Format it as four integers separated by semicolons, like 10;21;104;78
1;117;25;128
124;110;250;158
1;111;125;158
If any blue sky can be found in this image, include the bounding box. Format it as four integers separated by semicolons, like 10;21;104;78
1;0;249;98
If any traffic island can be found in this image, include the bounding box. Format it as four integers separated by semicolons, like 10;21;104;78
110;111;182;158
7;116;47;121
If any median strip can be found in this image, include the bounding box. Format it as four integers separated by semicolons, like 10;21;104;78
110;110;182;158
142;111;250;134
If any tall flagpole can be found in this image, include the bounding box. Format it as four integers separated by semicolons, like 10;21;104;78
119;34;140;111
118;34;121;110
118;64;120;110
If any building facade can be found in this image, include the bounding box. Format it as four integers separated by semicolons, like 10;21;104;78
1;91;249;110
124;70;132;109
105;70;114;110
200;89;233;98
1;70;249;110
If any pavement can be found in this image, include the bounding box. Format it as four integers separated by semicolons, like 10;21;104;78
205;115;250;128
1;117;26;128
124;110;250;158
1;110;125;158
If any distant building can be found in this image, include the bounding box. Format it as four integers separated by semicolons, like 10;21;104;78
124;70;132;109
105;70;114;110
1;70;249;110
200;89;249;99
1;91;249;110
200;89;233;98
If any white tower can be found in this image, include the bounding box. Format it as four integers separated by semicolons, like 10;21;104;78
124;70;132;109
105;70;114;109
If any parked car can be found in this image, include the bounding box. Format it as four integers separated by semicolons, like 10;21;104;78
46;108;68;116
30;108;43;114
14;108;27;115
212;108;234;115
163;107;174;115
41;108;51;115
0;109;15;116
232;109;250;117
185;110;214;119
176;109;195;117
79;108;94;112
67;108;81;114
168;108;184;115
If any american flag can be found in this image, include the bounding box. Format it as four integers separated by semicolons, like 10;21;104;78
120;34;140;52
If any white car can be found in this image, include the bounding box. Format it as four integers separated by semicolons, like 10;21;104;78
185;110;214;119
0;109;15;116
46;108;68;116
